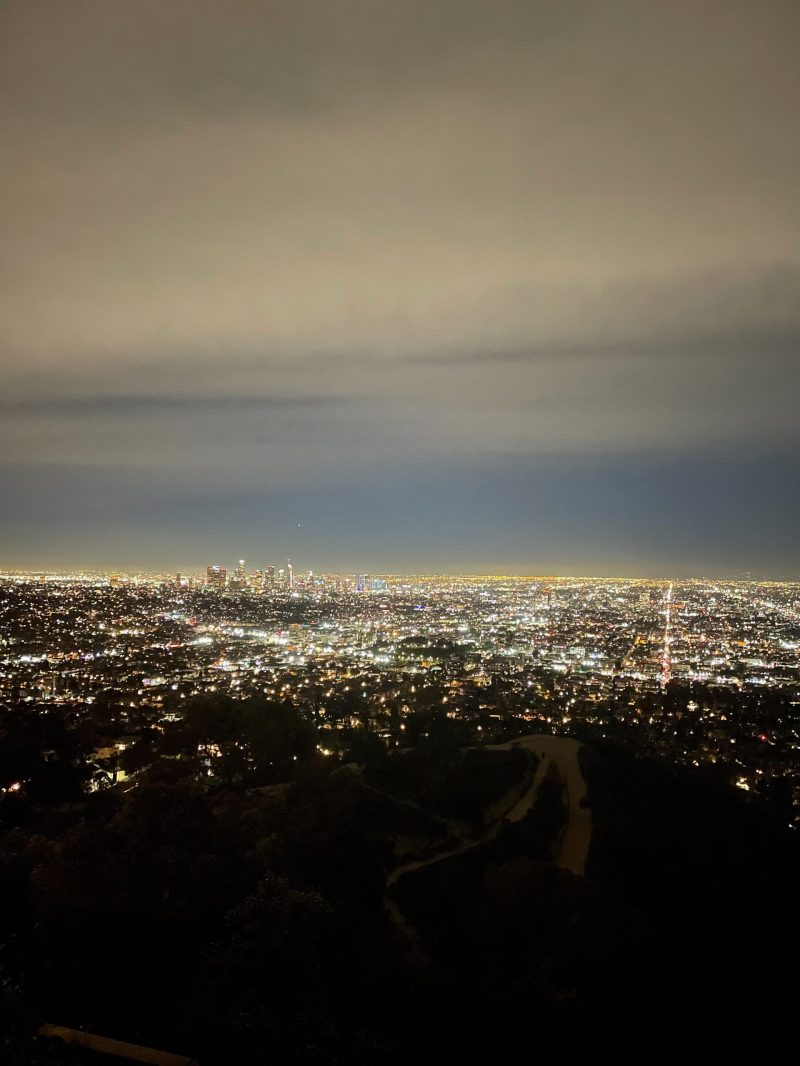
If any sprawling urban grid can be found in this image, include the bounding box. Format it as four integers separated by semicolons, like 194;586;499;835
2;564;799;823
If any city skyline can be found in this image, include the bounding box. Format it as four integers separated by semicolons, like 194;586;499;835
2;560;797;583
2;2;799;574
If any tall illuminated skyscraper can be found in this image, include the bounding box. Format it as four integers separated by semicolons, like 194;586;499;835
206;565;227;590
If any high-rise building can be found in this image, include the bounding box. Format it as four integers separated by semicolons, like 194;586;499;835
266;565;275;587
287;560;294;589
206;565;227;590
231;559;246;589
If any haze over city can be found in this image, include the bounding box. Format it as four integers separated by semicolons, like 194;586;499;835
2;1;799;575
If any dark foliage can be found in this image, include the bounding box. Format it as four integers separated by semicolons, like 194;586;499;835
2;697;798;1062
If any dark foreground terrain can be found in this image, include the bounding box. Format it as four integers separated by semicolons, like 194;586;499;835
2;696;797;1062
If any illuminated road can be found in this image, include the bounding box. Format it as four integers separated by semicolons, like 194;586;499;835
661;582;673;687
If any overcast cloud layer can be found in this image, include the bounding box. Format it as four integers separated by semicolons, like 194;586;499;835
1;1;799;574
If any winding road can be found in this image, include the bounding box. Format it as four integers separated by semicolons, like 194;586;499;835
490;734;592;876
386;732;592;905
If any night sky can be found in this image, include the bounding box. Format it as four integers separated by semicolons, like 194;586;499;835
2;1;798;575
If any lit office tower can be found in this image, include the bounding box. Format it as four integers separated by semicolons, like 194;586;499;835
355;574;365;593
233;559;246;587
266;565;275;587
287;560;294;589
206;565;227;590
